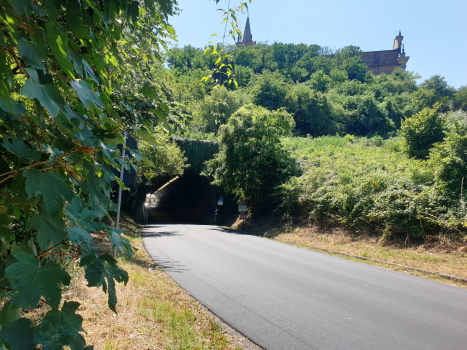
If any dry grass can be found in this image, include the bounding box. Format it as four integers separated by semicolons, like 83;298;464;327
235;219;467;289
62;214;242;350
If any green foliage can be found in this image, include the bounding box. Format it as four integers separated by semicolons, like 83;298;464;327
453;86;467;112
341;56;367;82
191;86;250;133
283;83;334;136
400;106;445;159
280;136;466;237
177;138;219;174
80;255;129;313
0;0;177;348
250;70;287;111
207;105;299;212
430;111;467;192
136;128;187;180
420;75;455;112
171;40;460;139
306;70;331;92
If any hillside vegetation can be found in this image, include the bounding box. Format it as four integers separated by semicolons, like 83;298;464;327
164;43;467;240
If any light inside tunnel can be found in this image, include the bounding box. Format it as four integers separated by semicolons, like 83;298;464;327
144;174;218;224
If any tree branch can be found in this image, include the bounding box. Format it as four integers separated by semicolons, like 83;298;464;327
0;193;34;213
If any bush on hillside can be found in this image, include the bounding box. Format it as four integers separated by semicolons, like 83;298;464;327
279;136;466;238
431;111;467;193
400;105;445;159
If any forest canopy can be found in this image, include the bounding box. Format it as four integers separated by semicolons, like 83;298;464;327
166;42;465;138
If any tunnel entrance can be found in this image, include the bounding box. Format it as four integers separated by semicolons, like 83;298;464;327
145;173;218;224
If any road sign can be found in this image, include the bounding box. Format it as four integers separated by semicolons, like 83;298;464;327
238;198;248;212
218;196;224;205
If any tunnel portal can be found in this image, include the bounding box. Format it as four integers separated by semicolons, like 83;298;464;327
146;173;218;224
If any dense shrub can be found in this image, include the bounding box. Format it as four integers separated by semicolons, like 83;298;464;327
430;111;467;192
280;136;466;238
191;86;249;133
283;84;334;136
400;106;445;159
250;70;288;111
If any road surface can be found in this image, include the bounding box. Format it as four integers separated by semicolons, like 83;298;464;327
143;224;467;350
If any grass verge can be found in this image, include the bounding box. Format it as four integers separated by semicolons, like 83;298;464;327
63;213;242;350
233;218;467;289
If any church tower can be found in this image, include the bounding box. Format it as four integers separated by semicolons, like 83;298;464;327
393;30;403;53
236;17;256;48
361;30;410;75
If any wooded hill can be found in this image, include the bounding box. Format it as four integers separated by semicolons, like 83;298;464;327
161;43;467;240
165;43;466;139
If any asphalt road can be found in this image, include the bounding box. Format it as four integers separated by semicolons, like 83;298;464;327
143;224;467;350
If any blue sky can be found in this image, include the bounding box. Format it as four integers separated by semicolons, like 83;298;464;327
168;0;467;89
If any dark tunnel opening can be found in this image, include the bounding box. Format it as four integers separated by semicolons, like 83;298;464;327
145;173;218;224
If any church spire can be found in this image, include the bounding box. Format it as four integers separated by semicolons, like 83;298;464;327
236;16;256;48
243;17;252;43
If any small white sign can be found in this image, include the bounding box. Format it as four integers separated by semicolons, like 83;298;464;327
218;196;224;205
238;205;248;212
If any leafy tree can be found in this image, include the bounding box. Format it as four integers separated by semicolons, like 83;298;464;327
250;70;288;111
400;105;445;159
191;86;250;133
421;75;455;98
336;45;362;60
206;104;299;213
0;0;182;348
284;84;334;136
384;97;405;128
453;86;467;112
341;56;367;82
342;95;394;136
330;68;349;86
136;129;187;181
306;70;331;92
235;65;255;87
421;75;455;112
410;88;437;112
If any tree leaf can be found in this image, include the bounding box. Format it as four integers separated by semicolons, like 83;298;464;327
67;226;95;255
154;107;168;124
80;255;128;313
18;38;46;71
5;252;70;309
70;79;104;110
34;301;85;349
12;0;32;15
81;58;99;84
45;22;74;78
142;82;159;100
128;1;139;24
23;169;74;215
30;214;67;252
108;229;133;259
137;129;160;145
0;301;20;327
20;69;66;118
1;137;42;161
0;318;36;350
